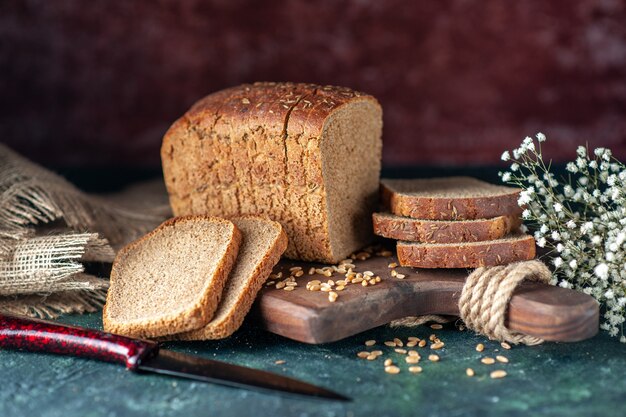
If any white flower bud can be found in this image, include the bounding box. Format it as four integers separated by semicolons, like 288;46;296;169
594;263;609;280
518;191;532;205
501;151;510;161
566;162;578;173
536;132;546;142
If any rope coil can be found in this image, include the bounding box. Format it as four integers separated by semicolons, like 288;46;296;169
392;260;553;346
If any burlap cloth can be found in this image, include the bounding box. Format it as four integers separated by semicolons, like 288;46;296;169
0;144;170;317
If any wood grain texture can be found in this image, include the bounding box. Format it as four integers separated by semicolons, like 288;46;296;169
253;253;598;344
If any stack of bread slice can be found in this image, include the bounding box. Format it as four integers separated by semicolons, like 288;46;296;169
103;215;287;340
373;177;536;268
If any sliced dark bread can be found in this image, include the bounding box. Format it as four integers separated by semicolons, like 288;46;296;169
381;177;522;220
373;212;521;243
103;216;242;339
396;233;536;268
172;216;288;340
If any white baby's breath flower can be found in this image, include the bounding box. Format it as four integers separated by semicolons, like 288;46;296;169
553;202;563;213
580;222;594;234
500;134;626;340
518;191;532;205
566;162;578;173
595;263;609;280
607;175;617;186
553;257;563;268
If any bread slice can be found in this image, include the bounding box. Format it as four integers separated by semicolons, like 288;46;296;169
381;177;522;220
172;216;288;340
103;216;242;339
396;233;536;268
161;82;383;263
373;212;521;243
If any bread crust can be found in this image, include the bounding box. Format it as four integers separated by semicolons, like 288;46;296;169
396;234;536;268
161;82;382;263
381;178;523;221
171;216;288;340
102;215;242;339
373;212;522;243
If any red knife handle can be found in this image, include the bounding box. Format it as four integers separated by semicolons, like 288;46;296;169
0;314;159;370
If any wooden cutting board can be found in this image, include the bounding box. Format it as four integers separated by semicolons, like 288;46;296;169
253;250;599;344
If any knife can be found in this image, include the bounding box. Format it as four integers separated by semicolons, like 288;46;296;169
0;314;349;401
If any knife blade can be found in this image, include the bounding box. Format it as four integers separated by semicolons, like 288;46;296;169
0;314;349;401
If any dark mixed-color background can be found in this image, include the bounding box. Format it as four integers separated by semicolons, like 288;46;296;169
1;0;625;170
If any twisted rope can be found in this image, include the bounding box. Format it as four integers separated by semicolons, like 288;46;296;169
460;260;551;345
392;260;552;346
